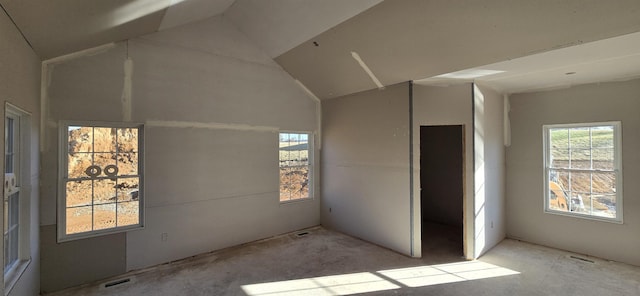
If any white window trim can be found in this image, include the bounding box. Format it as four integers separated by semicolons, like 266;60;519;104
4;103;33;295
542;121;623;223
57;121;145;242
279;131;314;204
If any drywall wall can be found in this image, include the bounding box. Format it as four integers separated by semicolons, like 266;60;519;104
412;84;474;259
507;79;640;266
40;43;129;293
40;16;319;292
321;83;412;256
473;84;506;257
0;8;41;296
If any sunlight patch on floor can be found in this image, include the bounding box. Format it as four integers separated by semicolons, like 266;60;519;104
241;272;398;296
378;261;520;288
241;261;519;295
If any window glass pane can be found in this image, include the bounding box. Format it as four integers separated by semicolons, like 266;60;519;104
3;200;7;233
94;204;116;230
549;129;568;149
569;127;590;149
590;195;614;218
117;202;139;227
297;167;309;198
93;127;116;152
117;128;138;153
570;148;591;169
66;180;92;207
8;193;19;227
117;152;138;176
117;177;139;202
593;194;617;218
568;191;587;213
591;126;614;148
93;153;116;174
550;148;569;168
548;176;569;212
9;228;18;263
568;172;590;196
592;148;614;170
94;179;117;205
592;172;616;194
68;126;93;153
4;234;8;269
279;167;292;202
68;152;92;179
67;207;93;234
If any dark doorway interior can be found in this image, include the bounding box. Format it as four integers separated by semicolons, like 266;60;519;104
420;125;464;261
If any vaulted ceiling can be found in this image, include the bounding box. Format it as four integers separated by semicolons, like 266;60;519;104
2;0;640;98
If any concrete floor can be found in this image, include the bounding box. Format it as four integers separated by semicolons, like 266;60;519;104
45;225;640;296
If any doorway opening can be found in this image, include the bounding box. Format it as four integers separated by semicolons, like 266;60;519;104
420;125;464;262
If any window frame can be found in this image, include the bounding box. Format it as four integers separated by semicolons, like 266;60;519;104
4;103;32;294
278;131;314;203
543;121;623;223
57;121;145;242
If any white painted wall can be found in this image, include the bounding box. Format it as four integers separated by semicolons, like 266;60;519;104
412;84;475;258
321;83;412;256
40;15;319;291
0;8;41;296
506;79;640;266
473;84;506;257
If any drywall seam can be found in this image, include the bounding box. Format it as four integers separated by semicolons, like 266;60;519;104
133;37;278;69
122;58;133;122
39;63;48;152
294;79;322;148
503;94;511;147
147;190;278;209
43;43;116;66
40;43;118;152
145;120;278;132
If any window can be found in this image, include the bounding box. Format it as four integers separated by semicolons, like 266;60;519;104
58;122;144;241
4;104;31;292
279;132;312;202
543;122;622;223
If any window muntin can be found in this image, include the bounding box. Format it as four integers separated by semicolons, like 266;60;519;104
544;122;622;222
59;122;143;241
279;132;312;202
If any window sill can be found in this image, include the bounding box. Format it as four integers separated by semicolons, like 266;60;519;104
280;197;314;205
544;209;623;224
4;258;31;296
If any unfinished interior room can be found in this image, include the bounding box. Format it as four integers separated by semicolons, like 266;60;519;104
1;0;640;295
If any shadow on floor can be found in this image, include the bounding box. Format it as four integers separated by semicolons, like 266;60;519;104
45;226;640;296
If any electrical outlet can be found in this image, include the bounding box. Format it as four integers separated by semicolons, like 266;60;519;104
161;232;168;242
